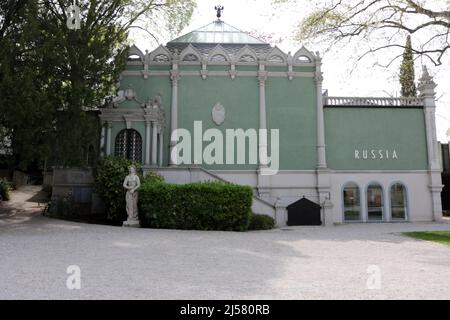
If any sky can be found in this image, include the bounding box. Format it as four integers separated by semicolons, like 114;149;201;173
130;0;450;142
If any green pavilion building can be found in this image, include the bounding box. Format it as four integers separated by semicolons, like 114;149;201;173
99;17;444;226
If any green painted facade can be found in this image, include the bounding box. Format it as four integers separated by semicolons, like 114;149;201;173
115;65;429;171
118;63;318;170
324;108;428;170
108;20;429;172
266;77;317;170
178;76;259;170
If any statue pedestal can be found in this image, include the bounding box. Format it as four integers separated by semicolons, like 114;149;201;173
123;219;140;228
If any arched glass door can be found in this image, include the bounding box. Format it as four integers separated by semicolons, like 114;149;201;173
367;183;384;221
343;183;361;221
390;183;407;220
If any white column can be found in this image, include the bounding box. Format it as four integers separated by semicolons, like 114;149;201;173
315;55;327;169
419;66;443;222
361;188;368;223
258;71;268;167
169;71;179;166
425;109;439;170
106;122;112;156
152;122;158;165
384;187;391;222
100;123;106;156
314;53;332;226
145;121;151;165
257;70;272;199
159;127;164;167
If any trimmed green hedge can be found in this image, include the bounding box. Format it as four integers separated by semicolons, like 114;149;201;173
248;214;275;230
0;178;12;201
139;181;253;231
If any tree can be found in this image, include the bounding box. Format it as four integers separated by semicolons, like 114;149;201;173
0;0;196;170
399;35;417;97
286;0;450;66
0;1;54;170
0;0;28;43
40;0;195;166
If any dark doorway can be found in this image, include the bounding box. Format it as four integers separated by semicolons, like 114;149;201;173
287;197;322;226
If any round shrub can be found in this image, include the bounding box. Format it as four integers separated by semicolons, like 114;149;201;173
94;156;141;223
248;214;275;230
142;171;165;184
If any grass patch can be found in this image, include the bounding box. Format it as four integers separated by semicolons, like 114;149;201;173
403;231;450;246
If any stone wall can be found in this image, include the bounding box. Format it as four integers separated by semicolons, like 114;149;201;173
12;171;29;188
51;167;103;215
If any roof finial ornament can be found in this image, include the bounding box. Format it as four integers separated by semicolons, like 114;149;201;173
215;5;224;20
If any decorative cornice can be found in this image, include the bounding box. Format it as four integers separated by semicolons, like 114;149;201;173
127;44;321;69
258;71;268;85
314;71;324;84
127;45;144;62
100;107;165;125
122;70;315;79
200;69;208;80
208;44;230;62
170;70;180;84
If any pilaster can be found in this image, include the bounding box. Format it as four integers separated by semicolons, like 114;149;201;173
314;53;327;169
152;121;158;165
257;69;271;199
275;198;288;228
100;122;106;157
106;121;112;156
169;70;180;166
159;127;164;166
418;66;444;222
145;121;151;165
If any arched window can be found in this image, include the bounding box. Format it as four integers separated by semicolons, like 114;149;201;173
268;55;284;63
210;54;227;62
343;183;361;221
238;54;256;63
390;183;407;220
183;53;199;62
296;55;311;63
367;183;384;221
153;54;170;62
127;54;141;62
115;129;142;162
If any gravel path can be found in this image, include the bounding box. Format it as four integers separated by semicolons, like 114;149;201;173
1;187;450;300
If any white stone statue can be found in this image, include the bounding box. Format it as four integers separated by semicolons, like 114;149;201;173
123;165;141;227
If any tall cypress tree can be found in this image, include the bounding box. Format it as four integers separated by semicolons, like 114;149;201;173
399;35;417;97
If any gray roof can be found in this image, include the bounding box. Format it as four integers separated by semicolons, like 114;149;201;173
168;20;267;45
